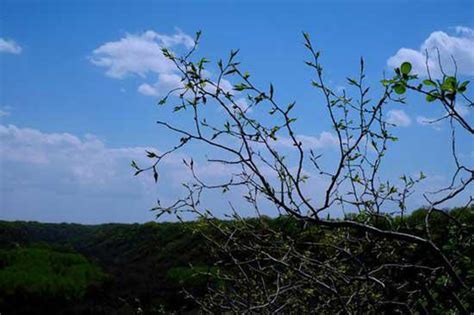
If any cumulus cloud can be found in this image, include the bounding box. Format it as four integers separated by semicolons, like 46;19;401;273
91;29;240;101
137;83;159;96
0;124;180;222
0;124;153;178
0;109;10;117
0;124;244;223
137;73;183;96
0;38;22;54
91;29;194;97
387;26;474;77
1;124;466;222
90;30;191;79
386;109;411;127
149;30;195;49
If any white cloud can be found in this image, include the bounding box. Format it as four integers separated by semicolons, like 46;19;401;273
137;73;182;96
91;29;193;77
0;124;240;223
455;26;474;37
1;124;468;222
0;109;10;117
91;32;175;79
386;109;411;127
91;30;195;97
0;124;165;220
137;83;159;96
0;38;22;54
148;30;195;49
387;26;474;77
230;97;252;113
91;30;240;101
275;132;338;150
416;115;443;130
0;124;144;168
204;78;234;95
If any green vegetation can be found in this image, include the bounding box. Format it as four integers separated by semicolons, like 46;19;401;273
166;266;219;288
0;207;472;313
0;220;212;313
0;245;104;298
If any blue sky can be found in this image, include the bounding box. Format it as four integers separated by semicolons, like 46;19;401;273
0;0;473;223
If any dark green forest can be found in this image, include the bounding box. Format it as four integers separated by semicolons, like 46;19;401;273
0;207;472;314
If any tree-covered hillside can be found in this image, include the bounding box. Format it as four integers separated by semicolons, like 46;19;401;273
0;206;473;314
0;220;212;314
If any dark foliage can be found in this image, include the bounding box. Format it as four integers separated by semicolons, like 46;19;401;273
0;206;472;314
0;220;211;313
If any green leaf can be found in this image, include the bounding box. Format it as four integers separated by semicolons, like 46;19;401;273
195;30;202;41
441;77;457;92
458;80;469;92
445;76;456;86
233;83;249;91
224;68;237;76
460;80;469;88
347;77;358;86
426;93;437;102
380;79;391;87
302;32;310;42
440;83;452;92
286;102;295;112
146;150;157;158
197;58;209;68
458;81;469;93
230;49;239;59
173;105;185;112
311;80;322;88
423;79;436;86
400;62;412;75
158;97;168;105
393;84;406;94
153;167;159;183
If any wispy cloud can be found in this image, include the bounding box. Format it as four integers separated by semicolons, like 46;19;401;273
386;109;411;127
0;38;22;54
387;26;474;77
274;132;338;150
416;115;443;130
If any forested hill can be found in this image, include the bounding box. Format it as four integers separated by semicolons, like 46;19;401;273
0;207;473;314
0;220;212;314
